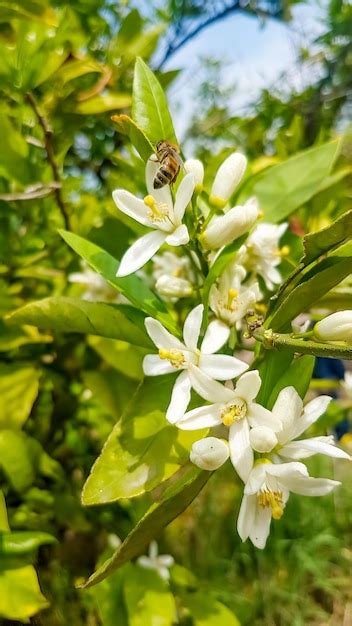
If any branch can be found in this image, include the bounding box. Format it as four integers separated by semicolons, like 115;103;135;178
26;92;70;230
253;327;352;360
0;182;60;202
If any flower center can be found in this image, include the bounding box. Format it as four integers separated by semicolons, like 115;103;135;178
257;488;284;520
226;288;238;310
144;195;171;224
158;348;185;369
221;399;246;426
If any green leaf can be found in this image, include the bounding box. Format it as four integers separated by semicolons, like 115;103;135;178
181;591;240;626
59;230;179;335
111;114;155;161
80;464;210;587
256;351;294;407
269;257;352;331
266;355;315;410
252;140;340;222
83;370;137;423
88;337;148;380
0;565;48;621
0;364;39;429
7;297;152;349
74;93;131;115
0;531;56;556
82;376;205;505
132;57;177;144
89;567;128;626
124;566;176;626
0;0;57;25
302;209;352;265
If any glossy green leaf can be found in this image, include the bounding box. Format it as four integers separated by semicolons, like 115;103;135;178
132;57;177;144
266;355;315;409
124;566;176;626
0;491;9;532
269;257;352;331
0;531;56;556
252;140;340;222
0;565;48;621
7;297;152;348
0;0;57;25
80;464;210;587
302;209;352;265
256;351;294;407
88;337;148;380
54;57;105;84
59;230;179;335
74;93;131;115
82;376;205;505
83;369;138;423
89;566;128;626
182;591;240;626
111;114;155;161
0;364;39;429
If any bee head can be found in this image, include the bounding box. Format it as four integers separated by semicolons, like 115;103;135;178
156;140;166;151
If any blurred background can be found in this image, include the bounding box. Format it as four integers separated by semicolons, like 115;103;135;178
0;0;351;624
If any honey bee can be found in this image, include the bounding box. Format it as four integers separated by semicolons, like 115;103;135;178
153;140;183;189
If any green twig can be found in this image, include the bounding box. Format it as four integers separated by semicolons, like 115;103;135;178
252;327;352;360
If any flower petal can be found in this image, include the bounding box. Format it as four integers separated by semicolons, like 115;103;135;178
247;403;281;430
183;304;203;351
290;395;332;439
145;159;173;207
112;189;153;228
237;494;256;542
234;370;261;402
280;473;341;497
145;317;185;351
166;371;192;423
229;419;253;482
158;555;174;568
173;173;195;222
143;354;176;376
200;354;248;380
280;436;351;461
249;505;272;549
165;224;189;246
177;404;222;430
244;463;267;495
117;231;166;277
201;319;230;354
189;364;235;403
272;386;303;442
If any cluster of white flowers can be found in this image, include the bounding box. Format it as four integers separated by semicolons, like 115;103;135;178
112;151;351;549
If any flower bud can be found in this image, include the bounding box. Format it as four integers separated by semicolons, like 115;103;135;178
155;274;193;298
184;159;204;192
249;426;278;453
190;437;229;471
210;152;247;209
314;311;352;344
201;197;259;250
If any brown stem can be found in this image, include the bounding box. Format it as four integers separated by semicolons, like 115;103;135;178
26;92;70;230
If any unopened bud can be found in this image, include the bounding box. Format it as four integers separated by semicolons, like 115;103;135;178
314;311;352;344
249;426;278;453
156;275;193;298
190;437;229;471
184;159;204;192
210;152;247;208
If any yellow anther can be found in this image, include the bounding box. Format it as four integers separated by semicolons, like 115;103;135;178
209;194;227;210
226;288;239;309
257;489;284;519
258;210;264;219
158;348;185;369
221;401;246;426
280;245;290;257
144;195;169;222
144;195;156;208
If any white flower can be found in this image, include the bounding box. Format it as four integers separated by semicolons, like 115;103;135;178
155;275;193;298
209;262;260;340
210;152;247;209
113;162;195;277
177;367;280;481
137;541;174;581
201;197;259;250
143;304;248;424
190;437;230;470
314;311;352;344
184;158;204;192
237;460;340;549
261;387;351;461
239;222;288;290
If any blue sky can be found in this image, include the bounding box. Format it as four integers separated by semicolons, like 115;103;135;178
152;1;326;137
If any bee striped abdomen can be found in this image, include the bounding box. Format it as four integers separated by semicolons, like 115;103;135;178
154;165;174;189
153;142;182;189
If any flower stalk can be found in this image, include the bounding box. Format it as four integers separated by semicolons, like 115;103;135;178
252;326;352;360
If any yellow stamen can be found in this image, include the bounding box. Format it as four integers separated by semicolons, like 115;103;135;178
227;288;238;309
144;195;169;222
159;348;185;369
280;245;290;257
221;400;246;426
257;489;284;519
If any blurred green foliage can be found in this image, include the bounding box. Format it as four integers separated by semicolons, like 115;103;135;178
0;0;351;624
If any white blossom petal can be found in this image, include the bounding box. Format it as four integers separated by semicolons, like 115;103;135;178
280;473;341;497
210;152;247;205
234;370;262;402
249;505;272;549
112;189;153;228
201;319;230;354
117;230;166;277
202;202;258;250
173;173;195;222
280;436;351;461
290;395;331;439
177;404;222;430
166;371;192;423
272;386;303;442
165;224;189;246
145;318;185;350
183;304;203;351
199;353;248;380
247;403;281;430
143;354;176;376
244;463;267;495
229;419;253;482
237;494;256;542
188;364;235;403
